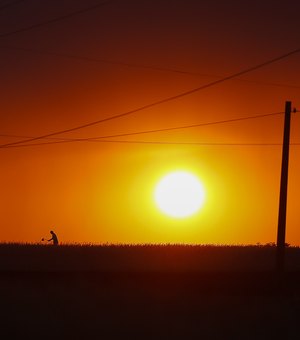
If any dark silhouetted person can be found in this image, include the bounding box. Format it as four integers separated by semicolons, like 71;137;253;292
47;230;59;245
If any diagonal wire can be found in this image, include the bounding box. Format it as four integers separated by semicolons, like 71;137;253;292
0;0;113;38
1;45;300;89
0;111;284;146
0;47;300;149
0;111;289;149
84;112;284;139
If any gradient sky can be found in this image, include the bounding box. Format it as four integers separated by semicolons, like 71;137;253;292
0;0;300;244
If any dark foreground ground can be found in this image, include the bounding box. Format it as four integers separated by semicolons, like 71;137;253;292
1;244;300;339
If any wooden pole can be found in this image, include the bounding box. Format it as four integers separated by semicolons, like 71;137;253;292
276;101;292;273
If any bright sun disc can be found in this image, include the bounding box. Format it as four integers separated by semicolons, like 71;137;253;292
155;171;205;218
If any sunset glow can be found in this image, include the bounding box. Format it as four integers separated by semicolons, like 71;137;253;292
0;0;300;245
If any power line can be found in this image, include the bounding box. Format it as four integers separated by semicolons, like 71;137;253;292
85;112;284;139
0;45;201;74
0;111;290;149
0;0;113;38
0;111;284;148
1;47;300;149
0;0;26;11
1;44;300;90
2;139;300;149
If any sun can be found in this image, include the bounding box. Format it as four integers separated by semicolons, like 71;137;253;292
154;171;206;218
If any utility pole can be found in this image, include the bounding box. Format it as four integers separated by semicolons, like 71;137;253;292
276;101;292;273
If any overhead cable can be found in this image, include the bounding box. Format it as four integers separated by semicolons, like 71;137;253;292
2;139;300;149
1;45;300;90
0;111;285;149
1;47;300;148
0;111;293;149
0;0;113;38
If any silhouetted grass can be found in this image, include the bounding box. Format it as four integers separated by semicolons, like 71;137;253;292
1;243;300;272
1;243;300;339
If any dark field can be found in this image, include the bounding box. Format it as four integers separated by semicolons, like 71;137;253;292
1;244;300;339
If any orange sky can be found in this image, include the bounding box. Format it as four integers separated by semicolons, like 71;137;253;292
0;0;300;244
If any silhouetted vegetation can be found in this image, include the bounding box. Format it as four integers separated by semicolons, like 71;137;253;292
0;243;300;272
1;244;300;339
